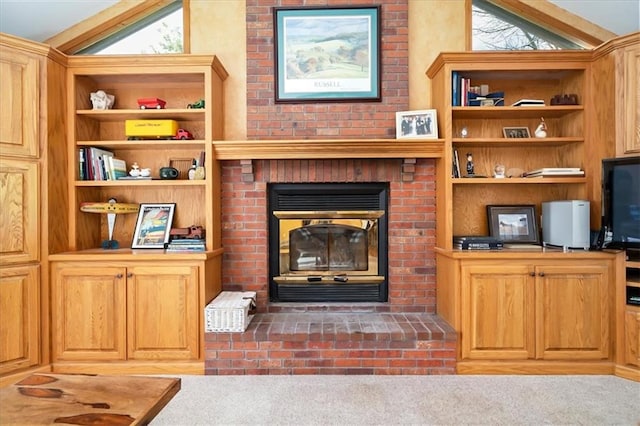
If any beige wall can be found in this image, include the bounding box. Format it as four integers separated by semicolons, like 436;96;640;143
190;0;248;140
189;0;467;139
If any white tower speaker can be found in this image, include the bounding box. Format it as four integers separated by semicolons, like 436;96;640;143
542;200;590;250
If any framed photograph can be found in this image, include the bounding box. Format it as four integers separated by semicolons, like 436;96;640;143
486;205;540;244
503;127;530;138
396;109;439;139
274;6;381;102
132;203;176;249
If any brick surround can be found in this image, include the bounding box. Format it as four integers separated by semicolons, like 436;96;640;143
220;158;437;313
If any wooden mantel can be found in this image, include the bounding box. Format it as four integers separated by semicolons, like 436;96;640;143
212;139;444;160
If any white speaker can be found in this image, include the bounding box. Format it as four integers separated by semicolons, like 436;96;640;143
541;200;590;250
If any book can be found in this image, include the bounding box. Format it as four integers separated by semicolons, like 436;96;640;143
524;168;584;177
89;147;115;181
452;71;460;107
511;99;545;106
453;236;504;249
454;242;504;250
453;149;461;178
109;157;128;180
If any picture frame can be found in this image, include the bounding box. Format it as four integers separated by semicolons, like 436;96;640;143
131;203;176;249
396;109;439;139
503;127;531;138
486;204;540;244
274;6;381;103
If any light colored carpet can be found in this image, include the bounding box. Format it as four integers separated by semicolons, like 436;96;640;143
151;375;639;425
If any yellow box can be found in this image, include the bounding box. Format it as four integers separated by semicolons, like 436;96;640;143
125;119;178;139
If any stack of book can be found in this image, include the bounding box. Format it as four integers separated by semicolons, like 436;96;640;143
453;236;504;250
165;238;206;252
523;168;584;178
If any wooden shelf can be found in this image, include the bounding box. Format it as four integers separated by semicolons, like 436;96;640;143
452;105;582;119
452;137;583;146
76;109;205;122
213;139;445;160
452;177;586;184
77;140;207;150
75;179;206;187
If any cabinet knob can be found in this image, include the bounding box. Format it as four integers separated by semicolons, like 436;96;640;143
529;272;535;277
538;272;545;277
127;272;133;278
116;273;123;279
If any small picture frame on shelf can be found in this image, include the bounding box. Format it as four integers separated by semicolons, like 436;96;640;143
486;205;540;244
503;127;530;138
132;203;176;249
396;109;438;139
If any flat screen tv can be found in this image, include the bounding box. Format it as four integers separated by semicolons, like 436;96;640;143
601;156;640;249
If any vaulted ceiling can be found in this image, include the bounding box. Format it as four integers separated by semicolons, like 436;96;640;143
0;0;638;47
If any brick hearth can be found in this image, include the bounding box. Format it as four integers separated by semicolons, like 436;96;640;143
205;310;456;375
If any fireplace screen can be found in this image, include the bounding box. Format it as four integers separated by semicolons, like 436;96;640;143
268;182;389;302
276;212;382;277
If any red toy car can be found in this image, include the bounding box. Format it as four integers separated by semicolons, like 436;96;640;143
137;97;166;109
174;129;194;140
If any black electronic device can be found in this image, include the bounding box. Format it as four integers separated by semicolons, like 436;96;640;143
601;156;640;250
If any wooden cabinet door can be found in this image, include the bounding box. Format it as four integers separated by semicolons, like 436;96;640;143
0;47;39;158
624;309;640;367
536;264;610;360
127;265;199;360
0;159;38;266
0;265;39;374
52;264;126;361
461;263;535;360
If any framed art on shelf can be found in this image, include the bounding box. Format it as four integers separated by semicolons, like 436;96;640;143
132;203;176;249
274;6;381;102
486;204;540;244
503;127;530;138
396;109;439;139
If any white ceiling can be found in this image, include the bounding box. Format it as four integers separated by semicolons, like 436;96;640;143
0;0;638;45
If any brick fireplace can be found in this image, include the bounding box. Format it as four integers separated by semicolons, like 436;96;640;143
203;0;457;374
203;158;456;375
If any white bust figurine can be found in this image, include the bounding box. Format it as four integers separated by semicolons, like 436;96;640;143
534;117;547;138
90;90;115;110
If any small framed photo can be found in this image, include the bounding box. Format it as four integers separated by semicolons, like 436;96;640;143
503;127;530;138
132;203;176;249
396;109;438;139
486;204;540;244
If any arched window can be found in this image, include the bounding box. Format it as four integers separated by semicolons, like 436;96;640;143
472;0;583;50
78;1;183;54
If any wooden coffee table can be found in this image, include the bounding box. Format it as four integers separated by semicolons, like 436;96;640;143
0;373;180;425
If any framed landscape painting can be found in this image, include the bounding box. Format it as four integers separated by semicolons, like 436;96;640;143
274;6;381;102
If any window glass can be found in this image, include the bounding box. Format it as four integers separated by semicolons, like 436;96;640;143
472;0;583;50
79;5;182;54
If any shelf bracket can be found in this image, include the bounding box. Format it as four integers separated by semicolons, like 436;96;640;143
241;159;254;182
402;158;416;182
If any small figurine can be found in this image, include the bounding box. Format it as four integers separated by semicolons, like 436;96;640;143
460;127;468;138
534;117;547;138
90;90;115;110
129;162;141;177
466;152;474;176
494;164;506;178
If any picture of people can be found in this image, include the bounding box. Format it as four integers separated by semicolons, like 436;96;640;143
396;110;438;139
132;204;175;248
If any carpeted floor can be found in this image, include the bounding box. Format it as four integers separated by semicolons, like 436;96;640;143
150;375;639;425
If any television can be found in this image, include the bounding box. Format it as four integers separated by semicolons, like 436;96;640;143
601;156;640;250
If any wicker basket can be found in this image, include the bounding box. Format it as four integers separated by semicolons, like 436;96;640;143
204;291;256;332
